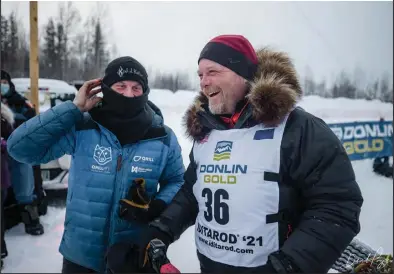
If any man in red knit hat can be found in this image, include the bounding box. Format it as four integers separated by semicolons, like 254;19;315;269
107;35;363;273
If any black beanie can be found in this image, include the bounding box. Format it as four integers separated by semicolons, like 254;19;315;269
198;35;258;81
1;69;15;91
102;56;148;92
1;70;12;83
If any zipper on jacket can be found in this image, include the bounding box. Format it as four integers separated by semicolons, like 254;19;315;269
116;154;122;171
107;152;122;255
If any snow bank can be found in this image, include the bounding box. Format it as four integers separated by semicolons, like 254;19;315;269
150;90;393;123
298;95;393;123
149;89;196;109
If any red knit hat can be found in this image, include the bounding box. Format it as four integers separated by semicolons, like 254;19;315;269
198;35;258;80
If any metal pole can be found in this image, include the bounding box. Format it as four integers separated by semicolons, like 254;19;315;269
29;1;39;114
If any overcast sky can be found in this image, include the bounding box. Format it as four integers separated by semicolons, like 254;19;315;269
1;1;393;88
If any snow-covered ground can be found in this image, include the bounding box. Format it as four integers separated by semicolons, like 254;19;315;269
3;92;393;273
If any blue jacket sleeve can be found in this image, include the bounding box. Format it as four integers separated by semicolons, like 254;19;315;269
155;128;185;204
7;101;83;165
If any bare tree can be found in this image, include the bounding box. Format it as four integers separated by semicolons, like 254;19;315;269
151;71;193;92
332;71;357;99
57;2;81;81
363;81;379;101
1;15;11;70
1;12;29;77
352;67;366;99
303;66;316;96
316;80;330;98
379;73;392;103
41;18;57;78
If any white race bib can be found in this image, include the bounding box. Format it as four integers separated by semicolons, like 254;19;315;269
192;122;287;267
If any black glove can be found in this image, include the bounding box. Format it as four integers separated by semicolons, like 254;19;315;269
106;242;141;273
268;251;301;273
136;227;172;271
119;178;167;224
106;226;172;273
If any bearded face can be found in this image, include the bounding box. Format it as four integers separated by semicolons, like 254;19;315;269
198;59;248;115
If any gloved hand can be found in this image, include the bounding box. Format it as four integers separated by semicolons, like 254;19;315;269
106;226;172;273
267;251;301;273
106;242;141;273
119;178;167;224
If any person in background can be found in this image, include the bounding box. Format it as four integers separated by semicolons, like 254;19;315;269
117;35;364;273
6;56;185;273
1;69;45;236
372;117;393;178
1;101;15;269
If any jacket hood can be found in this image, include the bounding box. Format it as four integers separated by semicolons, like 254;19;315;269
1;102;15;126
183;47;303;141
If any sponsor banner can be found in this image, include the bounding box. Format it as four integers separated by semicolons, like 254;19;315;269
328;120;393;161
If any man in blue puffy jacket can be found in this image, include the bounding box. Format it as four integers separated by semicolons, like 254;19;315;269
7;57;185;273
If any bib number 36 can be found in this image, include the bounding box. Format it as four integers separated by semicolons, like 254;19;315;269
202;188;229;225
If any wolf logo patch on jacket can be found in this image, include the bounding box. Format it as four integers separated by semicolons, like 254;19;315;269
93;145;112;165
7;100;185;272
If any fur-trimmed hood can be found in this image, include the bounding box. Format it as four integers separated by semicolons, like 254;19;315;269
1;102;15;126
183;47;303;141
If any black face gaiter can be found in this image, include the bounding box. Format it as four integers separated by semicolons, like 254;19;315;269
89;83;153;146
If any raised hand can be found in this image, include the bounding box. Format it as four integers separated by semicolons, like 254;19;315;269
73;78;103;112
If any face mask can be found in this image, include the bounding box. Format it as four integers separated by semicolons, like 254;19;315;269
100;82;149;117
1;84;10;96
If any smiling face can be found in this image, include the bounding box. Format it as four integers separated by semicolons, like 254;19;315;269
110;80;143;97
198;59;248;115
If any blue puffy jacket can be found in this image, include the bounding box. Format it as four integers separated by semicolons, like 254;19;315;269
7;101;185;271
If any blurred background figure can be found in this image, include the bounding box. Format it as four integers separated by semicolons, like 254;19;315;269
372;118;393;178
1;70;45;236
1;100;14;269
